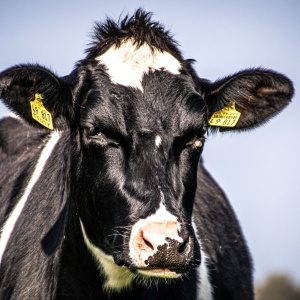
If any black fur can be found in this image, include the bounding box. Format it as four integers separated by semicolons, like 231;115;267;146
0;9;294;300
86;9;183;61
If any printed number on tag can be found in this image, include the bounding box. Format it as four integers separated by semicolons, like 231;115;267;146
208;102;241;128
30;94;53;130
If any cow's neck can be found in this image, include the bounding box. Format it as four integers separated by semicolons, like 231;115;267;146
58;202;147;299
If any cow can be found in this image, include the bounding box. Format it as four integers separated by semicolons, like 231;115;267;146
0;9;294;300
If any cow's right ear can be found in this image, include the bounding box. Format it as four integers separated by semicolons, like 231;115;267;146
0;64;74;130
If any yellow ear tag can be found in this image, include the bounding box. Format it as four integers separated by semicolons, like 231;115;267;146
208;102;241;127
30;93;53;130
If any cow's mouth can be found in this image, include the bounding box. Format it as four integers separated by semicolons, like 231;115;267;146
137;268;182;279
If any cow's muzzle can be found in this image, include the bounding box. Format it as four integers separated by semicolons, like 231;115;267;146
129;218;196;278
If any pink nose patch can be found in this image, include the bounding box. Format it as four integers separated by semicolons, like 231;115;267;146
135;221;181;255
129;206;193;273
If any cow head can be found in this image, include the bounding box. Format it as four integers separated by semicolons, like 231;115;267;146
0;9;293;292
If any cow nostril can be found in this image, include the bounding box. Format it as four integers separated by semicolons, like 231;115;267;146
143;238;154;251
140;230;155;252
178;236;190;254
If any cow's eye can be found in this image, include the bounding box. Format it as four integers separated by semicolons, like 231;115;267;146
86;126;120;148
193;139;203;148
184;135;204;150
86;127;108;145
87;126;97;137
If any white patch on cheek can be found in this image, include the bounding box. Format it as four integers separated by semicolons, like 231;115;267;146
155;135;162;148
96;39;181;91
80;220;135;292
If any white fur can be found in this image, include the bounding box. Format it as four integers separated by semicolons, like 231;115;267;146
97;39;181;90
0;131;60;265
192;221;213;300
8;112;20;119
155;135;162;148
198;250;213;300
80;220;135;292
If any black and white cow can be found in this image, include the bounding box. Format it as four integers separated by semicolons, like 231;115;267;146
0;9;294;300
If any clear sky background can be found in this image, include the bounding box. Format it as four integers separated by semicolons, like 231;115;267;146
1;0;299;285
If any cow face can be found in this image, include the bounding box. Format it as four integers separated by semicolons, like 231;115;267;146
71;56;206;287
0;9;293;293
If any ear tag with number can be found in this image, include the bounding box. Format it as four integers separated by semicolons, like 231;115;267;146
208;102;241;127
30;93;53;130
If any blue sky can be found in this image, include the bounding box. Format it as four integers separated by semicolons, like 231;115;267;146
1;0;299;284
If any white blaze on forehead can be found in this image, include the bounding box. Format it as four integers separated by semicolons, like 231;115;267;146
97;39;182;90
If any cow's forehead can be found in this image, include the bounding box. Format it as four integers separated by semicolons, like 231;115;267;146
79;34;205;136
80;68;205;140
96;39;182;91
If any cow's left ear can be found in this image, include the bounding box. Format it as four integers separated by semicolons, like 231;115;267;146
0;64;74;130
204;68;294;131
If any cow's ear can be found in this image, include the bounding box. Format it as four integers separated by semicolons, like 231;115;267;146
0;64;74;130
204;69;294;131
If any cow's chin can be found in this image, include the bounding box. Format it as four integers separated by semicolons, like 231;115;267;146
137;268;182;279
80;220;183;292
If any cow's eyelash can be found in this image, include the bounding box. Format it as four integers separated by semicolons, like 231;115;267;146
87;128;108;145
86;126;121;148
